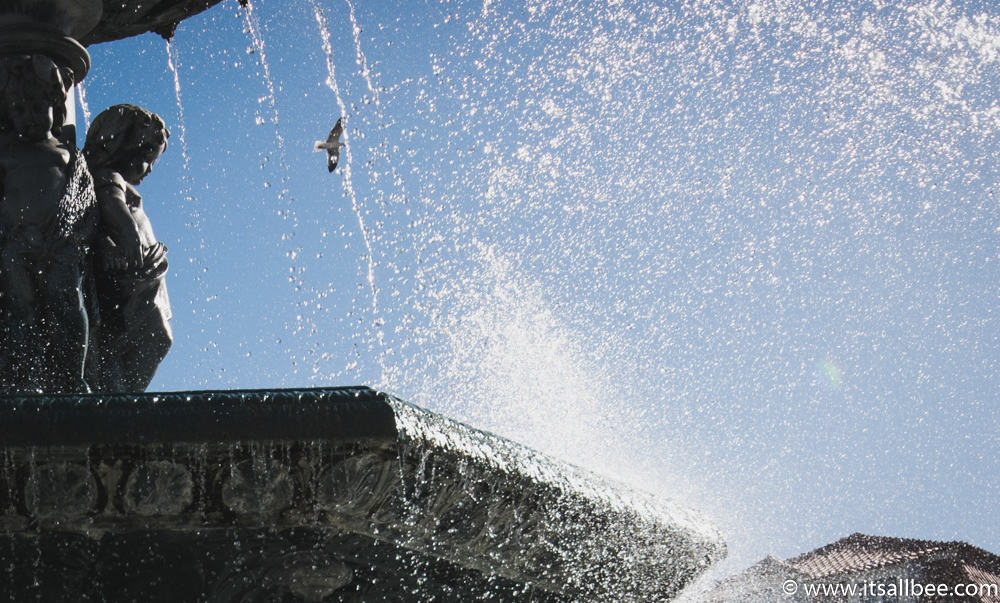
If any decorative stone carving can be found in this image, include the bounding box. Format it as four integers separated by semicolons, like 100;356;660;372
0;5;174;395
0;52;97;393
0;1;97;80
220;458;294;516
213;551;355;603
0;387;726;600
288;560;353;602
315;453;398;518
84;104;173;393
24;462;98;519
123;460;193;516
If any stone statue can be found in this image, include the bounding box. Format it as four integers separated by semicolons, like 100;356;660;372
0;4;184;394
0;54;96;393
83;104;172;393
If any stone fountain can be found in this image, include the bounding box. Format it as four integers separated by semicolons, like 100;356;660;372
0;1;726;600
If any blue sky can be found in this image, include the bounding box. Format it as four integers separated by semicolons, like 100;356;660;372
79;0;999;580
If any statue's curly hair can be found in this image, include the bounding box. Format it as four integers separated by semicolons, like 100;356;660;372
83;104;170;169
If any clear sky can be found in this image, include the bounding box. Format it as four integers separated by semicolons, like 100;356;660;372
79;0;999;584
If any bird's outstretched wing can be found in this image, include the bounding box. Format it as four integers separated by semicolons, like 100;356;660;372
327;118;343;146
316;118;344;172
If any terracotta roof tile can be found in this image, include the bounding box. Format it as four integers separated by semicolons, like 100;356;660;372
703;534;1000;603
963;564;1000;603
786;533;944;577
784;533;1000;583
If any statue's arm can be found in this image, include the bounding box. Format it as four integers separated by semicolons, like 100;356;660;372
96;173;143;270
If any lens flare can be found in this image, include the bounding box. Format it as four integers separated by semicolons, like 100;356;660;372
817;359;843;390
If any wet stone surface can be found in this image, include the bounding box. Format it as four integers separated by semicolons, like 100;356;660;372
82;0;227;45
0;387;724;601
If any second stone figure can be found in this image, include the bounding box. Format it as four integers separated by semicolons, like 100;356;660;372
84;104;173;393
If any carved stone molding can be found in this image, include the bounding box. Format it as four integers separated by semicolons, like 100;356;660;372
24;462;99;520
123;460;194;516
0;387;725;601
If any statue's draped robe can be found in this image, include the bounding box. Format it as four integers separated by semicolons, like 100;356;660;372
89;171;172;393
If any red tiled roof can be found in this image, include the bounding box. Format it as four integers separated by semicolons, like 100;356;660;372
784;533;1000;581
704;534;1000;603
964;563;1000;603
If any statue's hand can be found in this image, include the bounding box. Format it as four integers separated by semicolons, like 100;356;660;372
102;248;133;272
121;237;143;271
102;251;118;272
101;251;120;272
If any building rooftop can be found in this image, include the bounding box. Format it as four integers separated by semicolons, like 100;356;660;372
703;533;1000;603
784;533;1000;581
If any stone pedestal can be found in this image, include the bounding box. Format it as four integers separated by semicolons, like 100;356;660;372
0;387;725;601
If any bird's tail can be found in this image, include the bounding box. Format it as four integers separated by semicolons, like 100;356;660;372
314;141;327;151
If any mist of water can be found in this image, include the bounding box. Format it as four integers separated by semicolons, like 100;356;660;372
348;0;999;576
131;0;1000;584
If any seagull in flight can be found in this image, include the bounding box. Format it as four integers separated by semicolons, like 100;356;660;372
315;118;345;172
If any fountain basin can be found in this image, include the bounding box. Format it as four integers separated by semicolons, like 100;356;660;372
0;387;724;601
82;0;226;44
0;0;225;76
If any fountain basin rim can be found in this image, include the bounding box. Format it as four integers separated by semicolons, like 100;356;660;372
0;386;396;446
0;385;727;599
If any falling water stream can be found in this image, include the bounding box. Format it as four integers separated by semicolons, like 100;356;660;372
241;1;283;151
74;82;91;132
164;41;192;172
80;0;1000;591
344;0;381;110
310;0;386;377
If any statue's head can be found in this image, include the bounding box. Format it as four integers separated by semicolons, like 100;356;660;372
84;104;170;184
0;54;71;141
